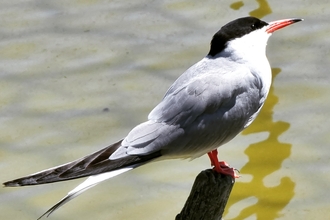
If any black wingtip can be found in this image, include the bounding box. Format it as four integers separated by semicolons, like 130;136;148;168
2;140;124;188
3;180;21;187
3;176;39;187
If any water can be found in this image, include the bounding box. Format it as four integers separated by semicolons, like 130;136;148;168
1;0;329;219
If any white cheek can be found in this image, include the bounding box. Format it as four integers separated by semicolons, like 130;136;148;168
226;28;271;58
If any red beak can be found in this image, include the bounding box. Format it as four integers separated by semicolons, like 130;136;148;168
266;18;303;34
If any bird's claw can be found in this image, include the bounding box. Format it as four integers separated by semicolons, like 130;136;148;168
212;161;240;179
207;150;240;179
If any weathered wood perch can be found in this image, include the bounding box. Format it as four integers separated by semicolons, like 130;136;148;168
176;169;235;220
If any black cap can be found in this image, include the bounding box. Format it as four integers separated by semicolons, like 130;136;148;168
208;17;268;57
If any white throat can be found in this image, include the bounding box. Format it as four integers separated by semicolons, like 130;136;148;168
225;27;271;62
223;27;273;94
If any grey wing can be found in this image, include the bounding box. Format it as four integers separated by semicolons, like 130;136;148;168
111;69;264;159
148;76;235;125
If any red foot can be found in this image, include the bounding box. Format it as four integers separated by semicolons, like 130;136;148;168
207;150;239;179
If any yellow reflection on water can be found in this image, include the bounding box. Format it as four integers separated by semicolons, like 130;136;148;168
230;0;271;18
249;0;272;18
230;1;244;10
225;68;295;219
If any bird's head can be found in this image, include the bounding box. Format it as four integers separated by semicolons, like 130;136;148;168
208;17;303;58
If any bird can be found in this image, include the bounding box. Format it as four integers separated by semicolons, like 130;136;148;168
3;16;302;219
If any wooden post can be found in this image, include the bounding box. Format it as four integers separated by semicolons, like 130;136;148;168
176;169;235;220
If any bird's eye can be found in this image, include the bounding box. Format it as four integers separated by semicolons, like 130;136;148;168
251;21;263;30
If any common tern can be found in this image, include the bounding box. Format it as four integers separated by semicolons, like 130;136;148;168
4;16;303;218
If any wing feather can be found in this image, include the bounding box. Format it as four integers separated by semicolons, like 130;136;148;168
3;139;161;186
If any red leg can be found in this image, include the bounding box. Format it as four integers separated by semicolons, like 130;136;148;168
207;149;239;178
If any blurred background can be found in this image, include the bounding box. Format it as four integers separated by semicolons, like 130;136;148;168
1;0;329;219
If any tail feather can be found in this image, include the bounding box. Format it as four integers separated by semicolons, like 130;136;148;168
3;139;162;218
3;139;161;186
37;166;138;219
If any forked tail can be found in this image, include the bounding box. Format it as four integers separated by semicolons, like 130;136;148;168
3;139;161;218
